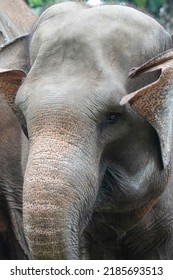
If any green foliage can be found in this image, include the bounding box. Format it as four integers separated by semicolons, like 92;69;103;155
28;0;56;8
134;0;166;14
134;0;147;8
28;0;42;7
109;0;167;16
28;0;168;17
148;0;165;14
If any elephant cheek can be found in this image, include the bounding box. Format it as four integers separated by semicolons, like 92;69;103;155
22;137;98;260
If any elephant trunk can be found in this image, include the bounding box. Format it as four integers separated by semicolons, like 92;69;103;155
23;134;98;259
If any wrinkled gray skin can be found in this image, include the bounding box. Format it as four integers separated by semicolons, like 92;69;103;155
2;2;173;259
0;0;36;259
0;96;30;259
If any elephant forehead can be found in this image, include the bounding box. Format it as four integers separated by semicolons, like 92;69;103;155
29;3;165;68
31;2;161;43
18;69;126;122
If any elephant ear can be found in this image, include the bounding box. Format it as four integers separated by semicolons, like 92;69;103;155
0;34;30;100
0;35;30;135
120;48;173;169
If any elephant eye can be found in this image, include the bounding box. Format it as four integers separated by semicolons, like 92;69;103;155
106;112;120;123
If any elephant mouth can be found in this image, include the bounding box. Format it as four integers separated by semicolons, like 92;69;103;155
94;185;159;216
90;195;158;234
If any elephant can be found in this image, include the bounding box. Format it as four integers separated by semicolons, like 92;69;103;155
0;0;36;46
1;1;173;259
0;0;36;259
0;94;31;259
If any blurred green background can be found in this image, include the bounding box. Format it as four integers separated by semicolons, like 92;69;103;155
26;0;173;32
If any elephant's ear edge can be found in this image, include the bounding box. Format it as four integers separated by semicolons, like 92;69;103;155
120;48;173;169
128;48;173;79
0;34;30;74
0;35;30;138
0;69;26;113
0;34;30;111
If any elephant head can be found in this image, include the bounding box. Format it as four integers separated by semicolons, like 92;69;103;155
0;2;173;259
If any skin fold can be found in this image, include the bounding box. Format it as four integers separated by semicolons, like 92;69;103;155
0;96;31;259
1;2;173;259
